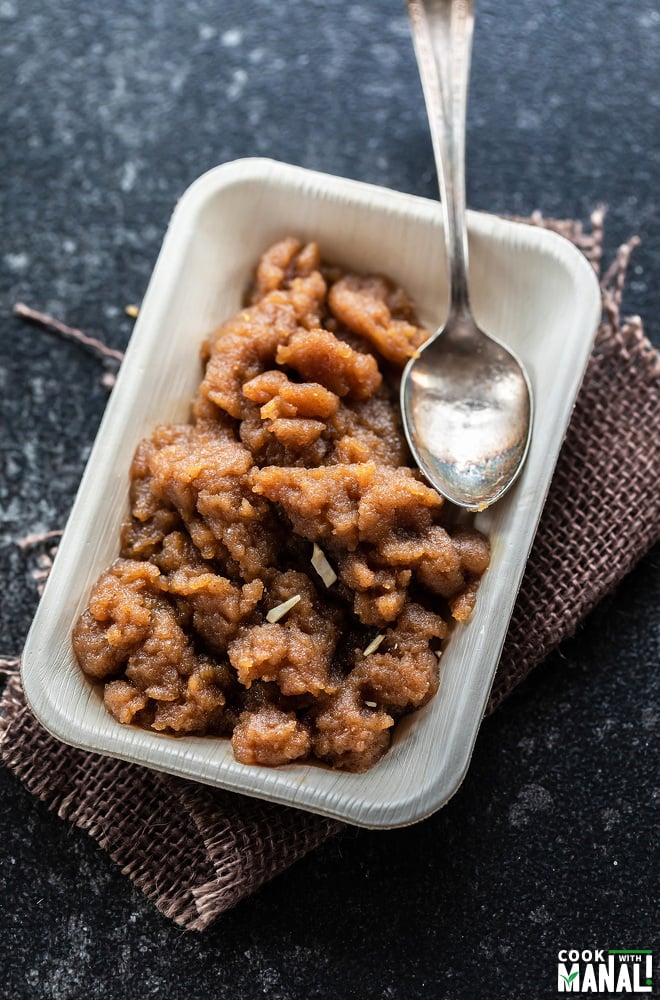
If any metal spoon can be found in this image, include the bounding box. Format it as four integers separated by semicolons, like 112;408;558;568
401;0;532;511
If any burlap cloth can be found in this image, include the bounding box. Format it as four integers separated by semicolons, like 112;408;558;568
1;213;658;931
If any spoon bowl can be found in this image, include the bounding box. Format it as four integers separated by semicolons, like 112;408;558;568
402;0;532;509
401;309;532;511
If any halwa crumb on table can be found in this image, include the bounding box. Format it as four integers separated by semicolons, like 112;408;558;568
72;237;490;772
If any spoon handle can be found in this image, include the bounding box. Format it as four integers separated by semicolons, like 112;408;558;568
407;0;474;316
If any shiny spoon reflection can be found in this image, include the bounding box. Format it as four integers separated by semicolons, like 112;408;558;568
401;0;532;511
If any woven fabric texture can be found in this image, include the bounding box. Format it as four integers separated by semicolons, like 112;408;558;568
1;214;658;931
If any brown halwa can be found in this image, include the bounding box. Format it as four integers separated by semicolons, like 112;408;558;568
72;238;490;772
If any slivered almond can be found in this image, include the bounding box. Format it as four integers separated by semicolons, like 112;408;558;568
311;542;337;587
266;594;301;624
362;634;385;657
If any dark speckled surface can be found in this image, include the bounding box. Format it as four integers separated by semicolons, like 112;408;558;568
1;2;658;998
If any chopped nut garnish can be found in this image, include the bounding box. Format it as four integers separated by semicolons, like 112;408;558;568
311;542;337;587
265;594;301;624
362;633;385;657
125;304;140;318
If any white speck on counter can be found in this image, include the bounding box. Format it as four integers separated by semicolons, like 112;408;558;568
227;68;247;101
119;161;138;192
169;64;190;95
4;251;29;272
529;905;550;925
638;10;660;27
516;108;542;131
222;27;243;47
508;783;554;827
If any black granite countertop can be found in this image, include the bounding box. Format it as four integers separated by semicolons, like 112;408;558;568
1;2;658;998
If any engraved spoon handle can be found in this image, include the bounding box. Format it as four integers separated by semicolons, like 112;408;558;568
407;0;475;318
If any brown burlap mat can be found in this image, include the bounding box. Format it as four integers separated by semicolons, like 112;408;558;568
1;213;658;931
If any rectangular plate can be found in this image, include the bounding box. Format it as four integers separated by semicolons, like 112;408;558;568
21;159;601;828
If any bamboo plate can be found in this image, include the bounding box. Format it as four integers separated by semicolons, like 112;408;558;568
21;159;601;828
